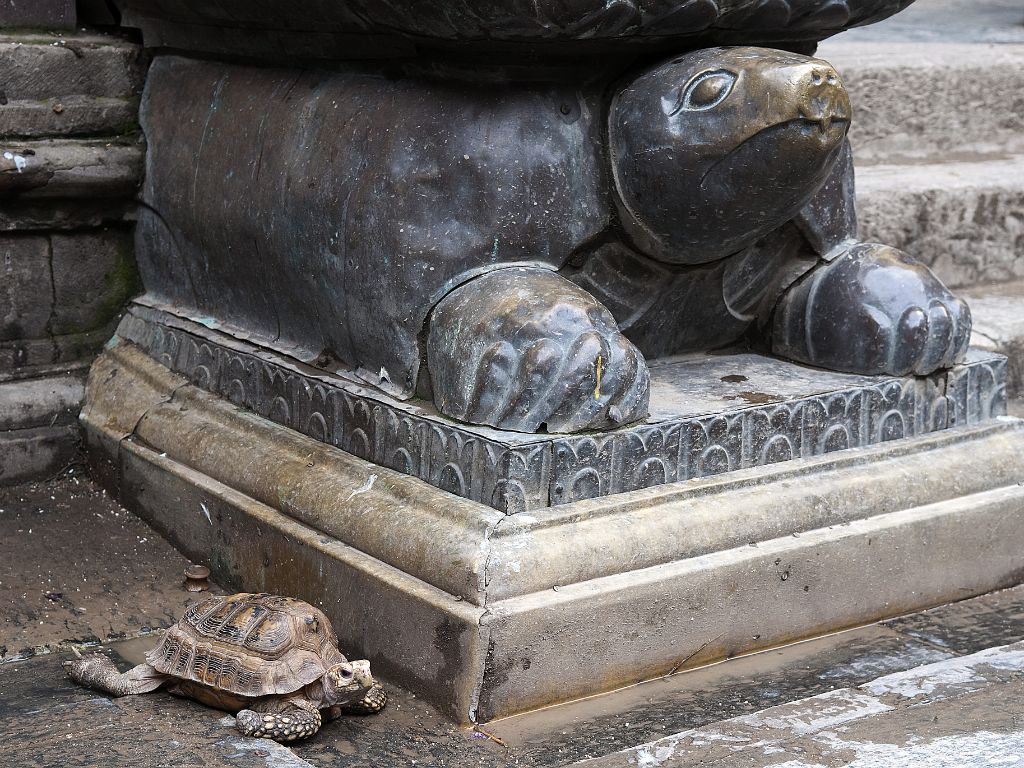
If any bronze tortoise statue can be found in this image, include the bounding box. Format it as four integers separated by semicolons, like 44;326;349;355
126;0;967;434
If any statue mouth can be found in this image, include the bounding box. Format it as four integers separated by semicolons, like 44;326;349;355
798;115;850;136
699;116;848;189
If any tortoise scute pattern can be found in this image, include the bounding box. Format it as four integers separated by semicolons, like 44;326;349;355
147;594;339;697
67;593;382;743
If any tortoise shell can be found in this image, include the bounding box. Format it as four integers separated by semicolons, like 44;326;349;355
114;0;916;48
146;593;346;697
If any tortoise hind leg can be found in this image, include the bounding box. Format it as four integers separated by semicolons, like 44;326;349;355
236;702;322;742
63;651;168;697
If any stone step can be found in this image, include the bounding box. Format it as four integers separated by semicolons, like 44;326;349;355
0;32;143;100
856;153;1024;291
0;138;143;200
820;41;1024;165
963;279;1024;401
0;371;85;485
0;32;144;139
0;228;138;369
572;638;1024;767
0;95;140;140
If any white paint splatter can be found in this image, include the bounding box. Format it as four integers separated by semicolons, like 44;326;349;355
818;645;954;681
347;474;377;501
818;730;1024;767
634;743;678;768
864;646;1024;700
3;151;27;172
201;502;212;525
735;689;892;736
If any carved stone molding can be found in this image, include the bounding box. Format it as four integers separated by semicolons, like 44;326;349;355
117;304;1007;513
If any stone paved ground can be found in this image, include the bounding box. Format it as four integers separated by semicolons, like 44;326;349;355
5;476;1024;767
0;475;215;662
578;642;1024;767
834;0;1024;43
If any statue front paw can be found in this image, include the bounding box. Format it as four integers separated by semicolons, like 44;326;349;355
427;267;650;433
773;243;972;376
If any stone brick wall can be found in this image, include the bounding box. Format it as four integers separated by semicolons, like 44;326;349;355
1;27;145;484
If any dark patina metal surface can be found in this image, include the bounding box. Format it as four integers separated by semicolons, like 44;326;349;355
111;1;915;58
133;41;970;436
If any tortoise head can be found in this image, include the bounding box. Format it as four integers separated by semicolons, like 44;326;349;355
609;46;851;266
322;659;374;705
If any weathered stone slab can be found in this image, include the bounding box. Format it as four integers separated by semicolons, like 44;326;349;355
0;97;140;140
820;42;1024;164
0;33;143;101
0;235;53;343
0;425;79;485
477;485;1024;719
117;304;1008;512
0;372;84;430
50;230;138;335
0;229;136;352
857;155;1024;291
0;139;143;200
0;32;145;139
0;0;74;29
0;199;136;231
0;322;119;372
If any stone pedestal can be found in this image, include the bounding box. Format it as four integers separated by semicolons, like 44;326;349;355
82;321;1022;722
78;0;1021;725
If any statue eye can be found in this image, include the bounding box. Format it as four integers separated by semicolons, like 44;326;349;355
673;70;737;113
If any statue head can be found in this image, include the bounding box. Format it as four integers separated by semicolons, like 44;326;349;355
609;46;852;265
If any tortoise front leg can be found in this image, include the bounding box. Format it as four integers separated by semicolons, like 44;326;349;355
63;650;168;696
323;682;388;723
236;701;322;742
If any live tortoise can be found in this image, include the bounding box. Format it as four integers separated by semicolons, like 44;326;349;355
64;593;386;742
